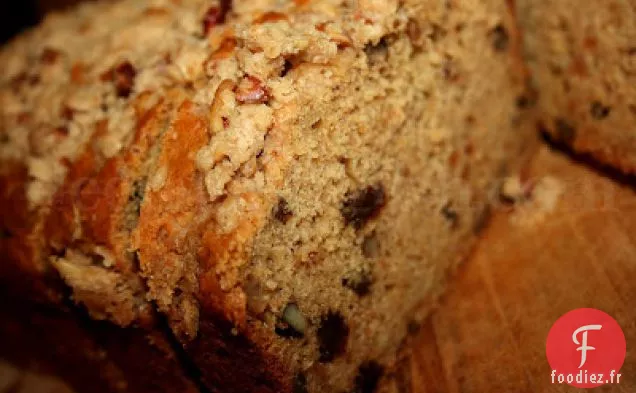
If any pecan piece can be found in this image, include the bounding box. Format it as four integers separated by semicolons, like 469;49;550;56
202;0;232;35
208;79;237;134
236;76;271;104
41;48;61;65
254;12;288;24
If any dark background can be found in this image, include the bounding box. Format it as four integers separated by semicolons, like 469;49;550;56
0;1;39;44
0;0;83;44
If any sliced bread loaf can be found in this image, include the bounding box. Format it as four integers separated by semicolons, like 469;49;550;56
0;0;534;392
518;0;636;173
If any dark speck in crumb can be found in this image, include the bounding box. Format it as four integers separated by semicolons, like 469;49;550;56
317;311;349;362
515;94;533;109
407;320;420;335
364;37;389;65
341;185;386;229
441;203;459;230
113;61;137;98
353;361;384;393
342;269;372;297
590;101;611;120
273;197;293;224
41;48;61;65
489;24;509;52
281;60;293;77
554;118;576;144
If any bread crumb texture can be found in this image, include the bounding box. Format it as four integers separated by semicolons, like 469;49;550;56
0;0;533;392
518;0;636;173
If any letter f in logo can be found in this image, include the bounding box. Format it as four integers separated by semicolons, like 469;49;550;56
572;324;602;368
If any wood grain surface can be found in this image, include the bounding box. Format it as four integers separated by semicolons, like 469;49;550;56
408;146;636;393
2;146;635;392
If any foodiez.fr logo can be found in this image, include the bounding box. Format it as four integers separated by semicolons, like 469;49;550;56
546;308;626;388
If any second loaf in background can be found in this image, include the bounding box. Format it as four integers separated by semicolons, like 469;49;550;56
518;0;636;173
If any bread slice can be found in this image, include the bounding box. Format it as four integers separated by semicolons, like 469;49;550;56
0;0;534;392
517;0;636;173
134;0;534;391
0;1;214;392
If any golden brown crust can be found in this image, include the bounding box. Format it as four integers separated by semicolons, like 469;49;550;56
1;72;198;389
198;193;269;330
44;124;104;253
135;100;211;340
1;1;235;391
0;92;200;388
74;97;167;269
42;118;144;325
77;159;124;251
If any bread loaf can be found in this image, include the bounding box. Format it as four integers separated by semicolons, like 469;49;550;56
518;0;636;173
0;0;533;392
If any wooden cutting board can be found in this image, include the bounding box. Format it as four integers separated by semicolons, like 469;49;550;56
407;146;636;393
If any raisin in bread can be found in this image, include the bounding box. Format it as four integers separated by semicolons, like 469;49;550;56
0;0;534;392
517;0;636;173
